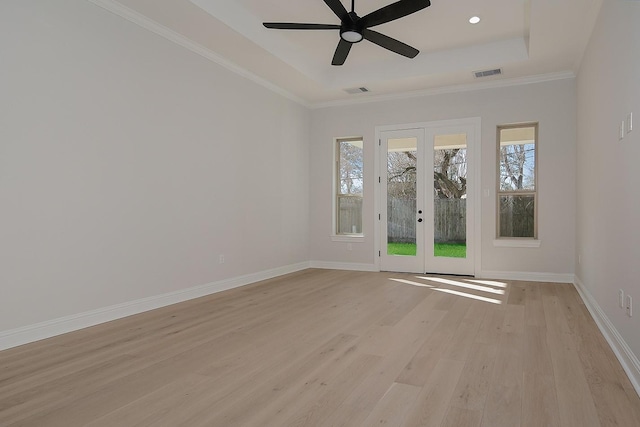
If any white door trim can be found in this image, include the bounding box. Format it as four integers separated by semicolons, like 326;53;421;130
374;118;482;276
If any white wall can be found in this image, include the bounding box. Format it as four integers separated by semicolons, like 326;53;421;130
576;0;640;377
0;0;309;333
310;79;577;279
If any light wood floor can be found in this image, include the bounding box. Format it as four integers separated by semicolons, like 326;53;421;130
2;269;640;426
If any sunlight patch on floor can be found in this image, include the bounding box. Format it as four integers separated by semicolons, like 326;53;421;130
388;275;506;305
417;277;505;295
467;279;508;288
432;287;503;305
389;278;435;288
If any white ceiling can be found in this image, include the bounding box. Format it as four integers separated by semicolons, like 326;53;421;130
102;0;603;106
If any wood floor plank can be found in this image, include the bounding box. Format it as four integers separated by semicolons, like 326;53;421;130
480;331;524;427
448;342;498;412
522;372;561;427
524;325;555;375
441;406;483;427
524;282;546;327
181;334;363;426
1;271;639;426
318;307;448;427
479;298;526;427
473;306;506;345
543;289;602;427
395;296;472;386
359;382;422;426
403;358;466;427
84;374;213;427
272;353;383;427
507;281;527;306
441;302;488;361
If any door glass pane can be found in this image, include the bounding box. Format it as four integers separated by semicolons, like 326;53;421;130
433;134;467;258
387;138;417;256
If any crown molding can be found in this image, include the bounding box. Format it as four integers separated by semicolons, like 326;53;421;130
310;71;576;109
87;0;310;107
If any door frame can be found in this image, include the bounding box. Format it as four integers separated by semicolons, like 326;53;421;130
374;118;482;276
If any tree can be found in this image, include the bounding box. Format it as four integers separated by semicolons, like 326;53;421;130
339;141;363;195
499;143;535;191
386;148;468;199
387;151;416;199
433;148;467;199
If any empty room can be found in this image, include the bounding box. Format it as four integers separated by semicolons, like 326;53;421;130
1;0;640;425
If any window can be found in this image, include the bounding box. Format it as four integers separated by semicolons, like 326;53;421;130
497;123;538;239
335;138;363;235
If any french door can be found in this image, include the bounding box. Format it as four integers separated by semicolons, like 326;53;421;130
378;120;478;275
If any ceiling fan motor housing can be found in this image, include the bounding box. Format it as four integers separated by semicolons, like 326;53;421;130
340;12;364;43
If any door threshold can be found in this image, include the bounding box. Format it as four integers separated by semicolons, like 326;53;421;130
422;272;475;278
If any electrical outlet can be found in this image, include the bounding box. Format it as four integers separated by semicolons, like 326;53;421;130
219;254;225;264
627;295;633;317
619;289;625;308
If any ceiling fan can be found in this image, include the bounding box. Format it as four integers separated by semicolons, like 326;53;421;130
263;0;431;66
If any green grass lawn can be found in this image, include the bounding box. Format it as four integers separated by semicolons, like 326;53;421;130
434;242;466;258
387;242;466;258
386;242;417;256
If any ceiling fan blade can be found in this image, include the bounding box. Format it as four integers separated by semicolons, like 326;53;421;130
263;23;341;30
324;0;349;21
332;39;352;65
363;29;419;58
361;0;431;28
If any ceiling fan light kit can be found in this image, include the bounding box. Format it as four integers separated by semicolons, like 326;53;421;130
341;30;363;43
263;0;431;66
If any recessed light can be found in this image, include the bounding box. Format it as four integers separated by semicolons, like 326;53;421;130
469;16;481;24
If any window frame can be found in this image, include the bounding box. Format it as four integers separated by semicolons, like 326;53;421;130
495;122;539;240
334;137;364;238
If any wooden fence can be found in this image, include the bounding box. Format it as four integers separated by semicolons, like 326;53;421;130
498;195;535;237
337;196;363;234
387;198;466;244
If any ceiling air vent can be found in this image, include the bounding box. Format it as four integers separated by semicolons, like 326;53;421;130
344;87;370;94
474;68;502;78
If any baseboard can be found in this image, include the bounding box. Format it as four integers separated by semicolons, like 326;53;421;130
308;264;574;281
0;262;310;351
573;276;640;397
478;270;574;283
309;261;379;272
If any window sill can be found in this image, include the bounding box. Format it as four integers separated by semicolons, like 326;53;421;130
493;239;541;248
331;235;365;243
